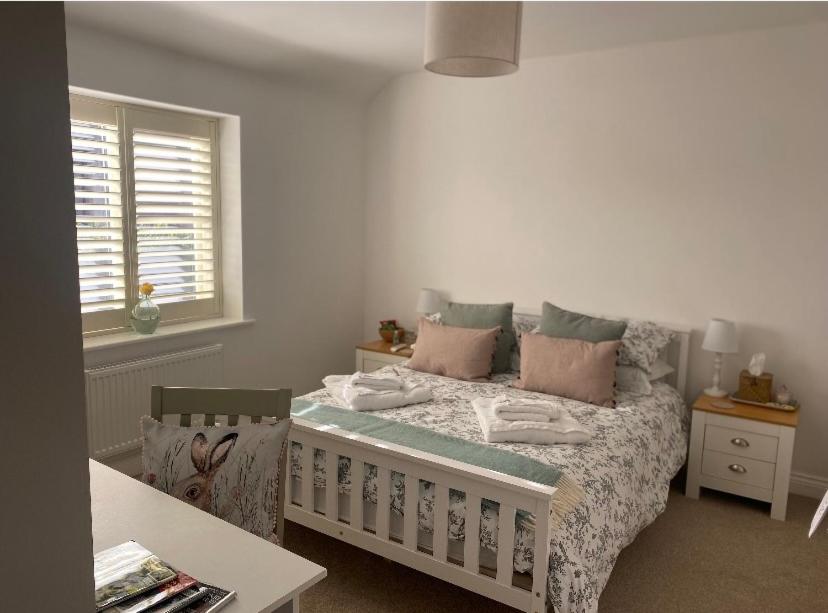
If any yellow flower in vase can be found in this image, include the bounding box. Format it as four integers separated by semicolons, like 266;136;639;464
132;282;160;334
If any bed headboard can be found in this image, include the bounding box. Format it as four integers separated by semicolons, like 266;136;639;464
660;324;691;399
514;308;691;400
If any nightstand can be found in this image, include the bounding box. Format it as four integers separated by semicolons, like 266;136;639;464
685;394;799;520
355;340;413;373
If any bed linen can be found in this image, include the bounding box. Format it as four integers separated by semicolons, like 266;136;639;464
293;365;688;612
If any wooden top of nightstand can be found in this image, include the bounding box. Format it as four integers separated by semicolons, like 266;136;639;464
692;394;799;427
356;339;414;358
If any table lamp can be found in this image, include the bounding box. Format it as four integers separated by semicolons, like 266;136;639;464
702;318;738;397
416;288;442;316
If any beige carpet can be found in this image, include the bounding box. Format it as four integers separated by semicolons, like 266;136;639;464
283;486;827;612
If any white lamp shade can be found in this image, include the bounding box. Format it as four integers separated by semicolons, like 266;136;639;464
416;288;442;314
424;1;522;77
702;318;738;354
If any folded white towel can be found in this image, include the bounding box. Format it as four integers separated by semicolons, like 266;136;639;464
491;395;562;422
343;384;432;411
349;371;403;391
323;375;432;411
472;397;592;445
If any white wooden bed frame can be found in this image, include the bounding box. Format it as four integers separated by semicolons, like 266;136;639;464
286;315;690;612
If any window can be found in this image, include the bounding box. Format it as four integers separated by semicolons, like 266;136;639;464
70;94;222;334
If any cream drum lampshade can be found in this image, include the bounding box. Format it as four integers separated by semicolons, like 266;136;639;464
416;288;442;315
424;1;523;77
702;319;738;354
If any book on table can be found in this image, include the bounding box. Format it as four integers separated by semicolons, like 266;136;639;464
95;542;235;613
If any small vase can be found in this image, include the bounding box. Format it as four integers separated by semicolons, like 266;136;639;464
379;327;404;343
131;294;160;334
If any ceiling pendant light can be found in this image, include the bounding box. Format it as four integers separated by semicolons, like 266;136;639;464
424;1;523;77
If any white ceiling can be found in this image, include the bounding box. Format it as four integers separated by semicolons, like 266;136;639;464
65;1;828;100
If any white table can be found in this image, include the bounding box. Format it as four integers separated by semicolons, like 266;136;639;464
90;460;326;613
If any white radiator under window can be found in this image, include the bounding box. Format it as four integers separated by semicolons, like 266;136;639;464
85;344;223;460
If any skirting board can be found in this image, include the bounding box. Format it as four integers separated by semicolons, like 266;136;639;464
789;471;828;500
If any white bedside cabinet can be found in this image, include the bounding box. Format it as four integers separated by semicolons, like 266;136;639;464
685;394;799;521
355;340;413;373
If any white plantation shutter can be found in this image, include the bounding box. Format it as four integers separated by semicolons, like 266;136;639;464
70;98;127;332
133;132;215;307
70;95;222;334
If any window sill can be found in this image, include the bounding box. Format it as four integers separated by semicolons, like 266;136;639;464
83;317;255;353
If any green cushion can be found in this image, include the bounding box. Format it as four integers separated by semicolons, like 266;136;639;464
539;302;627;342
440;302;514;373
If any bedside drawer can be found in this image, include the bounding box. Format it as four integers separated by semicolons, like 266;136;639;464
356;349;409;373
363;358;393;373
704;425;778;463
702;450;775;490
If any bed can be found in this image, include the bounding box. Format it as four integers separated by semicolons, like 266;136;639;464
285;317;690;613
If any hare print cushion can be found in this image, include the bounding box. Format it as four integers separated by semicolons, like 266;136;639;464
140;416;291;544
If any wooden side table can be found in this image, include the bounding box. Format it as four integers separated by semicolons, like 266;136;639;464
355;339;413;373
685;394;798;520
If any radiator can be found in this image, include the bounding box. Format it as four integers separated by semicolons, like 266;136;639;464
85;344;224;460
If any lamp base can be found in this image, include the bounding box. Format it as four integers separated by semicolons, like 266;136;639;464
704;386;728;398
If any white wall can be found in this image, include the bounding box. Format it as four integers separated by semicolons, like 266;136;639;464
66;25;366;396
1;5;94;610
363;23;828;481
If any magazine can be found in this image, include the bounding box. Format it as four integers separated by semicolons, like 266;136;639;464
103;572;197;613
95;542;178;611
180;583;237;613
143;587;211;613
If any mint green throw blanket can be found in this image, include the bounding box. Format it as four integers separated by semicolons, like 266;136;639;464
291;399;584;522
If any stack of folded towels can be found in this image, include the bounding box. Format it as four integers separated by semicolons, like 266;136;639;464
472;395;592;444
323;371;433;411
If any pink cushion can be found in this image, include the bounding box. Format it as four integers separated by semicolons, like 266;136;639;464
408;318;500;381
514;334;620;407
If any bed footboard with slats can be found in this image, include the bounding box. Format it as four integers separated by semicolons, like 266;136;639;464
285;419;556;613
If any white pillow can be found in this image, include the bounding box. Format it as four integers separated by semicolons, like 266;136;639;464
616;359;675;395
649;359;675;381
618;320;674;373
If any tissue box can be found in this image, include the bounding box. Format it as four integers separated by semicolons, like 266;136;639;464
737;370;774;403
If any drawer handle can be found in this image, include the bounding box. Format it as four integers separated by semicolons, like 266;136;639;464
728;464;747;474
730;437;750;448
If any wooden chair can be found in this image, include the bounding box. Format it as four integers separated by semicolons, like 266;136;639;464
150;385;292;544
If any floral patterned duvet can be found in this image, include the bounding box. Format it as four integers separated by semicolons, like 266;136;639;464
292;365;688;612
